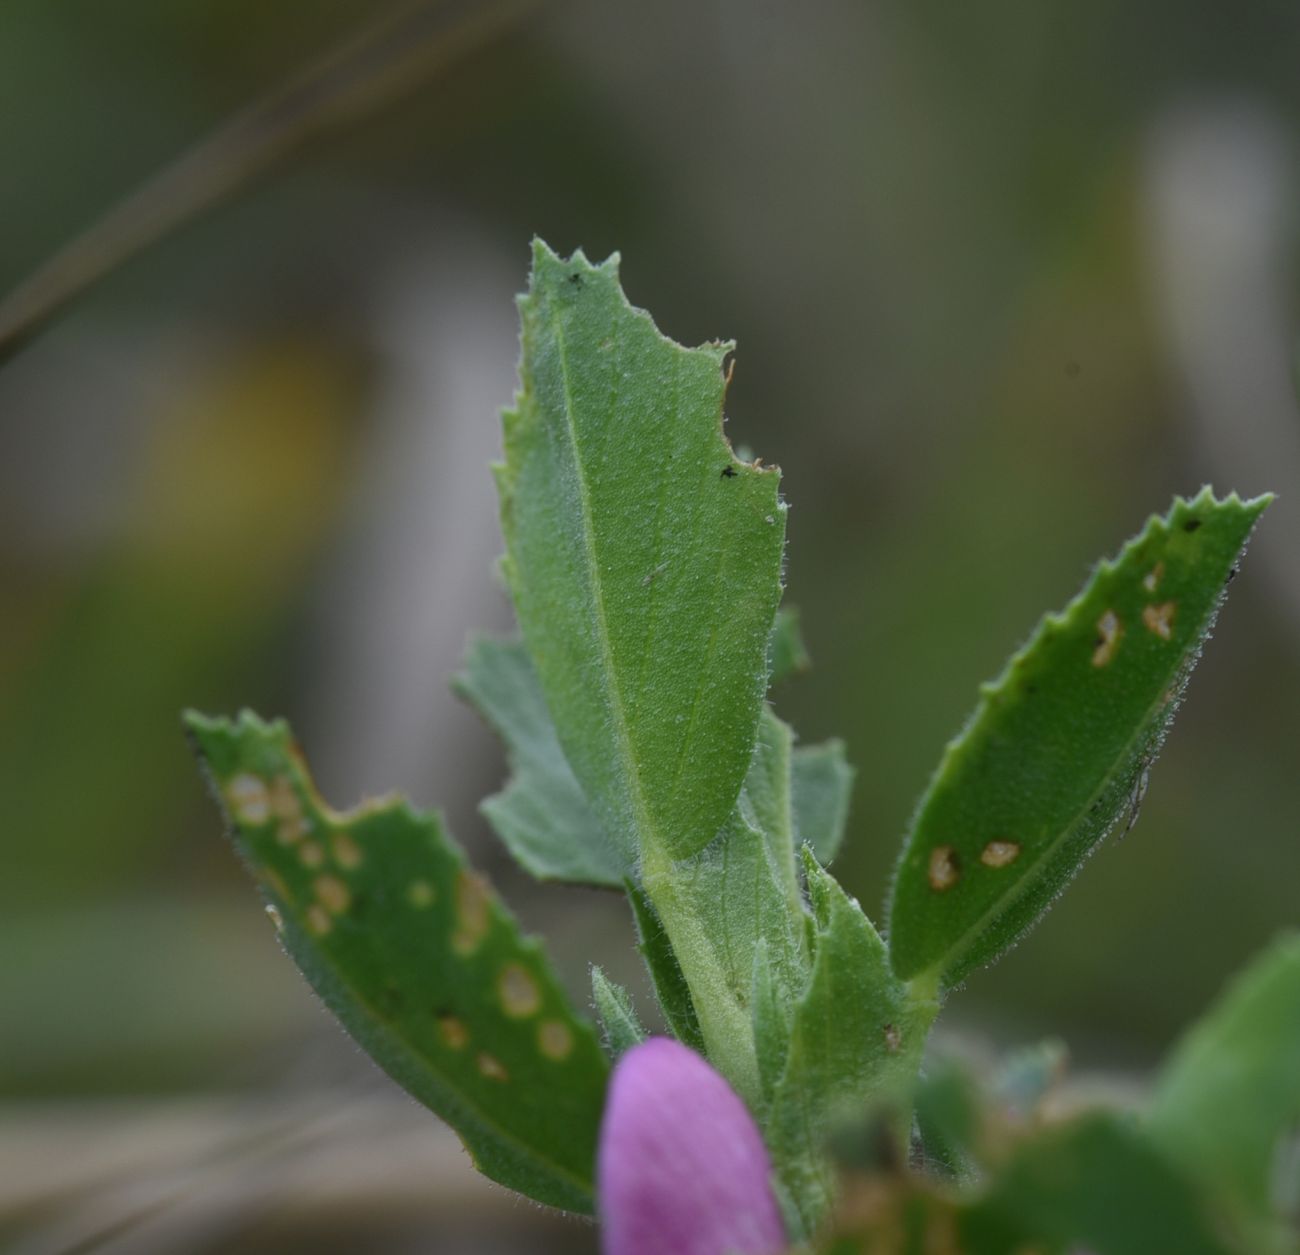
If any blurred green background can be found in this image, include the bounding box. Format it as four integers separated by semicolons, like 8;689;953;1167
2;1;1297;1250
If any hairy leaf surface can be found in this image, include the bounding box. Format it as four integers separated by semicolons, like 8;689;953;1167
791;739;854;866
591;966;647;1058
186;710;608;1213
643;706;810;1106
767;854;927;1235
454;636;623;887
627;883;705;1055
889;490;1269;986
499;240;786;864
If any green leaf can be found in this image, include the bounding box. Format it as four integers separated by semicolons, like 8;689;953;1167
185;710;608;1214
590;965;646;1058
642;709;809;1107
1149;933;1300;1231
769;605;811;684
913;1060;982;1182
888;490;1270;987
959;1113;1235;1255
750;939;791;1113
767;853;932;1236
626;883;705;1055
791;739;854;866
498;240;787;865
453;636;623;887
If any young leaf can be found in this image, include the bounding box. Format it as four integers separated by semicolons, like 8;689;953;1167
791;739;854;866
642;712;810;1108
591;965;647;1058
626;884;706;1055
1149;933;1300;1228
453;636;624;887
769;604;811;684
767;853;932;1235
185;710;608;1214
750;939;791;1112
959;1113;1235;1255
888;490;1270;987
498;240;787;865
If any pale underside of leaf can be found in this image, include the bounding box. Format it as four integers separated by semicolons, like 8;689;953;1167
888;489;1270;987
454;635;624;887
185;709;608;1214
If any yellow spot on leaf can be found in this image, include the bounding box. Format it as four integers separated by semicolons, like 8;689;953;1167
539;1020;574;1061
331;831;363;869
928;845;961;892
314;874;351;915
477;1052;509;1081
227;773;270;824
453;871;491;955
408;880;436;909
1142;600;1177;641
269;775;298;819
980;839;1021;868
438;1015;469;1050
1092;609;1122;667
299;840;325;869
1142;561;1165;593
265;904;285;934
498;963;541;1018
306;904;332;936
277;814;310;845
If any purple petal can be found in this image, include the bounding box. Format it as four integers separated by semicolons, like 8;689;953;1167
598;1037;787;1255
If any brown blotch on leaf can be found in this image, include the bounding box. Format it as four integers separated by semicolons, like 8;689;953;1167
539;1019;574;1061
438;1015;469;1050
1092;609;1122;667
226;774;270;825
498;963;542;1018
928;845;961;892
980;839;1021;869
883;1023;902;1054
1142;561;1165;593
1142;600;1177;641
314;874;351;916
477;1052;509;1081
331;831;363;869
453;871;492;955
306;904;332;937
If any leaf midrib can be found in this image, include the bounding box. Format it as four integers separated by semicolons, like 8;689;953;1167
547;296;666;863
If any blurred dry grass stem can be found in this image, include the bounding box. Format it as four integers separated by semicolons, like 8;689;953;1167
0;0;539;365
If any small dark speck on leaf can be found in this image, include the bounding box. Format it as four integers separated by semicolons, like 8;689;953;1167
1226;565;1239;584
720;465;737;478
1183;518;1202;533
568;272;583;287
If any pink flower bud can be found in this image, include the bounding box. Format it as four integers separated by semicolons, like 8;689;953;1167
598;1037;787;1255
